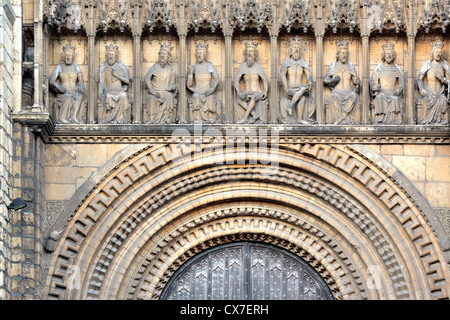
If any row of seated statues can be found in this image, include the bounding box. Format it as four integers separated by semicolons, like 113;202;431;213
49;37;449;126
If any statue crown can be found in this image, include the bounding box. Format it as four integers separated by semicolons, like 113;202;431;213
62;43;76;53
105;44;119;53
195;42;209;52
432;40;444;50
382;41;395;51
289;36;303;47
336;39;349;50
160;42;174;53
245;40;259;50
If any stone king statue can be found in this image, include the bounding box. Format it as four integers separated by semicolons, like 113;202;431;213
49;43;86;124
187;42;221;124
324;40;361;125
234;40;269;124
370;41;405;124
98;44;131;124
143;42;178;124
416;40;449;125
279;36;316;124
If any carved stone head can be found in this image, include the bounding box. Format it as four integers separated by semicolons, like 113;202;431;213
288;36;303;61
62;43;76;66
195;42;208;63
244;40;259;66
336;40;349;64
431;40;445;62
159;42;174;67
382;41;396;64
105;44;119;66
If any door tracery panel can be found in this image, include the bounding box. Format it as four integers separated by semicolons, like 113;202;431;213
160;242;334;300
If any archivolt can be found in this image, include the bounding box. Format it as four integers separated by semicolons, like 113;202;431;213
43;143;449;300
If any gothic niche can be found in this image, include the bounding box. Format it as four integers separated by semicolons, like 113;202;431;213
22;31;34;109
49;43;87;124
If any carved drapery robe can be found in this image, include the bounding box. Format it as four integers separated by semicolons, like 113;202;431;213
98;62;130;124
187;62;221;123
324;61;360;124
143;63;177;124
50;62;86;124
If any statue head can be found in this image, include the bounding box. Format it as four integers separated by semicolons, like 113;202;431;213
288;36;303;61
336;40;349;64
431;40;445;62
62;43;76;65
105;44;119;66
159;42;174;67
244;40;259;67
195;42;209;63
382;41;396;64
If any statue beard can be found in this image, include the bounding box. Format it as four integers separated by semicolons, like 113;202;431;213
247;57;255;67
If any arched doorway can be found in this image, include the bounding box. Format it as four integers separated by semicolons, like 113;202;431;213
160;242;334;300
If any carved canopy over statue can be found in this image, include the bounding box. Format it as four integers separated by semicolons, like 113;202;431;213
143;42;178;124
234;40;269;124
49;43;86;124
324;40;361;125
370;41;405;124
416;40;449;125
98;44;131;124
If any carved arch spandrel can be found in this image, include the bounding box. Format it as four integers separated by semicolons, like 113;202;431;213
43;143;449;300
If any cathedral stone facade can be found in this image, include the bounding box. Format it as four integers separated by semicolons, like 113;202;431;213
0;0;449;300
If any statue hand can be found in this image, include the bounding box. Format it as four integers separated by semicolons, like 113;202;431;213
261;92;267;100
353;77;361;86
305;83;311;91
332;75;340;83
153;91;161;99
239;92;247;100
434;71;444;81
287;89;296;97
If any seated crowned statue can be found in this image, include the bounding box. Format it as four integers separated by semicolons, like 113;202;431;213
279;36;316;124
98;44;131;124
370;41;405;124
49;43;86;124
187;42;221;124
324;40;361;125
143;42;178;124
416;40;449;125
233;40;269;124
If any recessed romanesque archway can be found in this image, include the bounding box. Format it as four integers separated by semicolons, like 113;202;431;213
42;142;450;300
